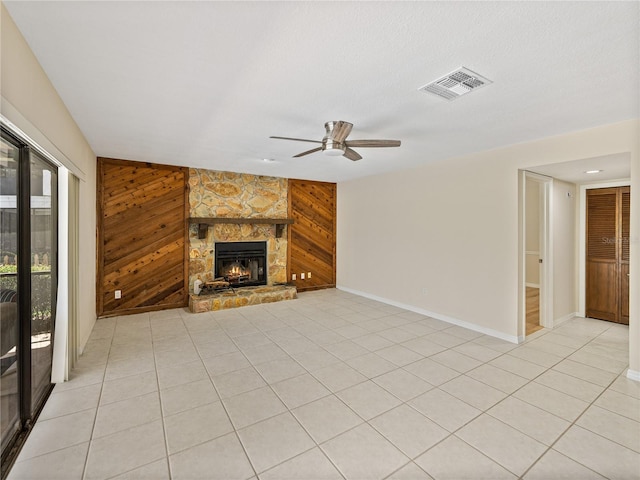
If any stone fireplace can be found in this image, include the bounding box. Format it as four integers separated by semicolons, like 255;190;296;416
187;169;296;312
188;169;289;292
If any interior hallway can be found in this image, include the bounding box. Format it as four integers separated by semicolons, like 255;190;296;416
526;287;542;336
7;289;639;479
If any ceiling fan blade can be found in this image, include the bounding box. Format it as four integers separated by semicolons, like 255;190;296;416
293;146;323;158
327;121;353;143
270;136;322;144
343;148;362;161
345;139;401;148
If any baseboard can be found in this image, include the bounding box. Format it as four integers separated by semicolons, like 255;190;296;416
554;312;577;328
626;369;640;382
336;285;519;344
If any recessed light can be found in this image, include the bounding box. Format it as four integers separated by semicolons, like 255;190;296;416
584;169;602;174
263;158;275;162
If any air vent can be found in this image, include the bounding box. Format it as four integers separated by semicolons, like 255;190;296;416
419;67;492;100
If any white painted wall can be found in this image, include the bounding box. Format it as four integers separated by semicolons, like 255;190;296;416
339;153;520;340
1;4;97;351
552;179;578;324
338;120;639;376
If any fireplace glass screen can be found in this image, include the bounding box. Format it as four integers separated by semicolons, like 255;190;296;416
214;241;267;286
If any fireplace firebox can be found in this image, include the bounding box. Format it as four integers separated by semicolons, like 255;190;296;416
214;241;267;286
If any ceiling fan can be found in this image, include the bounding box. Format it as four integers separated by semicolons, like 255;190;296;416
270;121;401;161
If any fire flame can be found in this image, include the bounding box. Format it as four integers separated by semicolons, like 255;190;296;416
226;262;249;277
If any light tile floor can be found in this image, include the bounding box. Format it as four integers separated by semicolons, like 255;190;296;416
7;289;640;479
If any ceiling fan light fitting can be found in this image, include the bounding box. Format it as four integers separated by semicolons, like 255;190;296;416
323;139;345;156
323;147;345;156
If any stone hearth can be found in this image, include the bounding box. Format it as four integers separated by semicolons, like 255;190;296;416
188;284;297;313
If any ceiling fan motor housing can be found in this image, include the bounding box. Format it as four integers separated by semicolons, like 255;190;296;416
322;121;350;155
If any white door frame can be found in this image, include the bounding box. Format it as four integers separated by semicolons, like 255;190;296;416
578;179;631;317
520;171;553;339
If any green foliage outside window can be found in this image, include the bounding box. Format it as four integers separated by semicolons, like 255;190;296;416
0;263;53;334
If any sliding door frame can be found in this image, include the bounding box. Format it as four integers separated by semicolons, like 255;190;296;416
16;143;33;424
0;127;58;477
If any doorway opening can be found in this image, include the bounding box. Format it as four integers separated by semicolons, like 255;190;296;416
520;171;553;339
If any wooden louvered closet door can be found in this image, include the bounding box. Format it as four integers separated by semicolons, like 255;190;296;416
586;186;630;324
620;188;630;323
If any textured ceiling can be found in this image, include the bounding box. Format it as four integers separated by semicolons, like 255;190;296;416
3;1;639;182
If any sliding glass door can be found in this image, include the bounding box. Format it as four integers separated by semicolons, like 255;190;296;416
0;135;21;455
29;154;57;413
0;128;58;473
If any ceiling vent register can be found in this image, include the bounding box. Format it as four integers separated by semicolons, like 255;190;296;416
419;67;492;100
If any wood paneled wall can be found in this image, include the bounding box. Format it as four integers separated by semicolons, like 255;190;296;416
97;158;189;316
288;179;336;292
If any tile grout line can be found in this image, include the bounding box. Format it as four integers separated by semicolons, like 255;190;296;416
150;313;178;480
88;313;182;479
517;370;625;480
224;307;348;479
218;304;429;477
320;299;631;452
95;314;171;479
187;311;261;480
79;317;116;480
366;321;619;478
365;307;633;477
250;309;497;477
163;304;624;476
505;318;632;479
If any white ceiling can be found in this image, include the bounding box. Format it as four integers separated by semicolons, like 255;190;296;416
4;1;639;183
